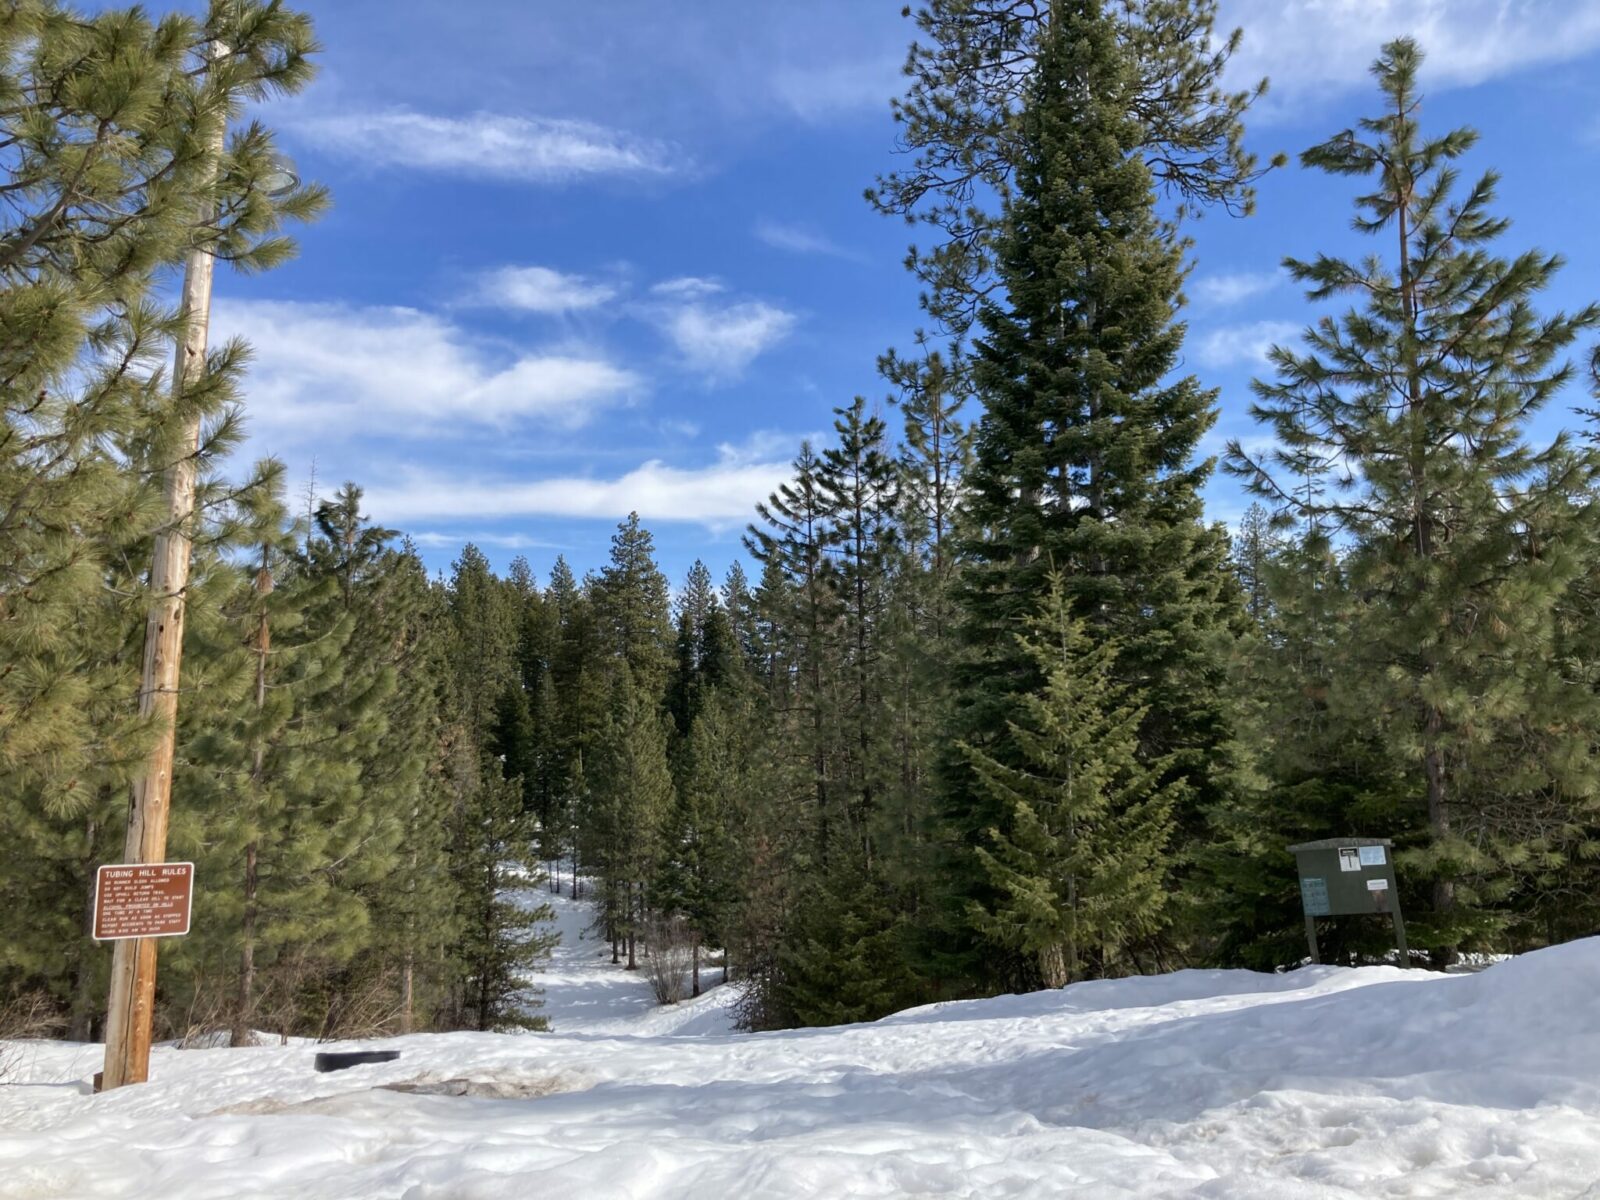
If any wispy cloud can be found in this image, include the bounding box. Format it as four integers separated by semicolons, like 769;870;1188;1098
216;299;640;439
408;531;568;552
363;442;794;527
659;301;796;381
1223;0;1600;113
291;109;680;183
771;55;902;120
1195;319;1301;369
642;280;797;381
651;276;726;300
465;265;618;314
1191;269;1282;307
754;219;858;260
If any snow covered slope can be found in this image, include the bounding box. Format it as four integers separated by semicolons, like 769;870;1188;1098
5;915;1600;1198
525;884;738;1036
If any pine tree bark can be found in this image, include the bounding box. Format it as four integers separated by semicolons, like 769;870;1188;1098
1038;942;1068;990
626;882;638;970
400;951;414;1035
233;841;257;1047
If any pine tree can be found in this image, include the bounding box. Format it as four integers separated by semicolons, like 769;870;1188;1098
1233;503;1279;627
1203;527;1408;968
448;544;520;745
450;770;556;1031
867;0;1275;334
818;397;901;863
358;539;454;1032
1228;38;1600;960
593;514;673;698
590;666;675;970
748;444;840;857
0;2;325;1029
667;559;720;739
962;576;1179;986
722;561;759;671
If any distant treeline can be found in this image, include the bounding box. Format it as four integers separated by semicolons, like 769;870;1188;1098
6;0;1600;1042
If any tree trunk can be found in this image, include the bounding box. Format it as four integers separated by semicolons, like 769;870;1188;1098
400;950;414;1035
1424;717;1456;966
68;816;100;1042
1038;942;1068;990
626;881;637;971
692;933;701;997
232;840;257;1046
234;549;272;1048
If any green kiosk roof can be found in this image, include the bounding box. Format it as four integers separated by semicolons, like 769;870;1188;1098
1289;837;1393;852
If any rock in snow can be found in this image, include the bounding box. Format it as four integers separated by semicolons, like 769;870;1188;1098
4;892;1599;1198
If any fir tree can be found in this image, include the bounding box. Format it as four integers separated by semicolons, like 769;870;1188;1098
748;443;840;857
818;397;901;863
450;771;556;1031
590;665;675;969
593;513;673;698
944;0;1241;987
447;543;520;745
962;576;1180;987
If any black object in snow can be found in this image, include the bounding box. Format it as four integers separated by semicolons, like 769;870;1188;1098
313;1050;401;1073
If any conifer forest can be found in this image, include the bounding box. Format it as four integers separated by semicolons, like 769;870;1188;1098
9;0;1600;1059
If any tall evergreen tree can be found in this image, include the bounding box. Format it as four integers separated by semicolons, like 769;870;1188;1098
868;0;1276;334
1229;38;1600;960
943;0;1241;989
818;397;901;862
0;2;325;1027
590;666;675;969
749;444;840;858
593;514;673;698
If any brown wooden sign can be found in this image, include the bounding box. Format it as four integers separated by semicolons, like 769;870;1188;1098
92;863;194;941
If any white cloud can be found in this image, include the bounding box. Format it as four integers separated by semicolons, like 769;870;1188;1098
1222;1;1600;111
408;532;567;552
216;299;639;439
1195;319;1301;368
363;442;794;527
657;299;797;380
771;55;903;120
291;109;679;183
1192;269;1282;307
467;265;618;314
651;277;726;299
754;219;858;260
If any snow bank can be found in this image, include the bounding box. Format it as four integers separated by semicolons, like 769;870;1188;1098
5;926;1599;1198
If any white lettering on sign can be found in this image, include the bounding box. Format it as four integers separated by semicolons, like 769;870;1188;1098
1338;847;1361;872
1359;846;1387;867
1366;878;1389;891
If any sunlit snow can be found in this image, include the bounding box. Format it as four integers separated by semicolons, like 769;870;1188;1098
4;887;1599;1198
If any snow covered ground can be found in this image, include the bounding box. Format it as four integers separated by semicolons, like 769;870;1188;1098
5;895;1600;1199
519;877;738;1037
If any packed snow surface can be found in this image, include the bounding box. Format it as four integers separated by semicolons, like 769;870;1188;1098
5;892;1600;1199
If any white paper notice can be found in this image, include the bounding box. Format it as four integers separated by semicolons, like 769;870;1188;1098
1367;878;1389;891
1359;846;1387;867
1339;847;1361;872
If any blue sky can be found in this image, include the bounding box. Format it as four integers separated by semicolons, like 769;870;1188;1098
207;0;1600;585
